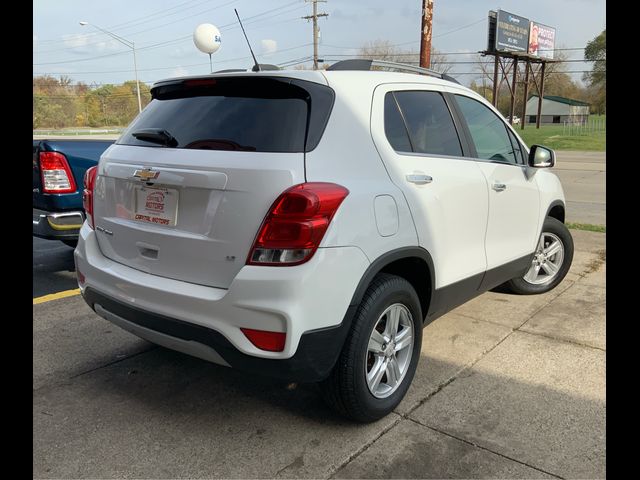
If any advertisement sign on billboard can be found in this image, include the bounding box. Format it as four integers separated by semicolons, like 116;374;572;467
528;22;556;59
495;10;530;53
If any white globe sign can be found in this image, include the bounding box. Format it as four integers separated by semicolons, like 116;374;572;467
193;24;221;54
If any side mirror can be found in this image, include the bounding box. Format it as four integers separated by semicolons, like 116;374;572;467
528;145;555;168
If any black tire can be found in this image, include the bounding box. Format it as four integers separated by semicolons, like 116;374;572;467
61;239;78;248
320;273;423;422
506;217;574;295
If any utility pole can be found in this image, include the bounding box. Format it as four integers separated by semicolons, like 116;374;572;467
419;0;433;68
303;0;328;70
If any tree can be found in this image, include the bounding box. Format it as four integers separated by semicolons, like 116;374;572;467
357;39;451;74
583;29;606;113
33;76;152;129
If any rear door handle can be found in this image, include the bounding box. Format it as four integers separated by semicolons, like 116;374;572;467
492;182;507;192
406;174;433;185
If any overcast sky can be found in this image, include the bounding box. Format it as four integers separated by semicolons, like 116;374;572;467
33;0;606;86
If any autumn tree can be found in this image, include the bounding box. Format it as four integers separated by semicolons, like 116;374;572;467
33;76;151;129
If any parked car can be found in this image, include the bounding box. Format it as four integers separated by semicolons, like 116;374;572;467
74;61;573;422
33;139;114;247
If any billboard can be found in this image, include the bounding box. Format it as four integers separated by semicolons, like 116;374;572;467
495;10;530;53
528;21;556;59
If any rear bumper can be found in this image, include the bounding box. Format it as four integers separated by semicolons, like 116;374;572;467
84;287;356;382
33;208;84;240
74;223;370;380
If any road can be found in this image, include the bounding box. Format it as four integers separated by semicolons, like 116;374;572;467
33;230;605;478
554;151;606;225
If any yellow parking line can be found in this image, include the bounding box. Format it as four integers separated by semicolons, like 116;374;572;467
33;288;81;305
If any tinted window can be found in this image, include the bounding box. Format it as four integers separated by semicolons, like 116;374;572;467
118;77;334;153
506;128;525;164
393;91;462;157
455;95;518;164
384;93;412;152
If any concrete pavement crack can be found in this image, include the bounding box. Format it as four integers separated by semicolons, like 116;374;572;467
328;269;600;478
326;414;402;479
69;346;157;379
407;418;565;479
33;346;158;395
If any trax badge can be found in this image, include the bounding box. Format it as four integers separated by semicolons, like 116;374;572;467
133;168;160;181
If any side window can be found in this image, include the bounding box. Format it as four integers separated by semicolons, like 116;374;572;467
384;93;412;152
454;95;518;164
392;91;463;157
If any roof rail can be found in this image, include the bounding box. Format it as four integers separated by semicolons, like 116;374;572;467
326;59;460;84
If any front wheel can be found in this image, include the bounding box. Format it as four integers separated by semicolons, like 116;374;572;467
506;217;574;295
320;273;423;422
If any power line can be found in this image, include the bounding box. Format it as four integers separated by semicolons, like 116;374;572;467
434;18;485;38
34;0;302;64
320;44;585;55
34;0;227;52
321;54;594;64
34;43;313;76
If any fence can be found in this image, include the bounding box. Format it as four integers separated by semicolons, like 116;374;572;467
562;118;606;136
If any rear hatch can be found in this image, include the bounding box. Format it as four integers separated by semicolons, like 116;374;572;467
93;75;334;289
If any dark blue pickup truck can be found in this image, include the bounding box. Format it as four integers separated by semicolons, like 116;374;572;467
33;139;114;246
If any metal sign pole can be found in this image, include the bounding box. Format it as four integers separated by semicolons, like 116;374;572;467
520;60;530;130
492;55;500;106
536;61;546;129
508;57;518;125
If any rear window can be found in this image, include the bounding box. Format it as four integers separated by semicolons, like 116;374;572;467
118;76;334;153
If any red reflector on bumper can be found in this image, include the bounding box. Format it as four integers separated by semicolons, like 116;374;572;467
241;328;286;352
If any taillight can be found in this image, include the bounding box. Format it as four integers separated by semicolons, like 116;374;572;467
39;152;77;194
247;182;349;266
82;166;98;230
241;328;286;352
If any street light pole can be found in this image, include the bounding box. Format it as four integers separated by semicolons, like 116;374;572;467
131;43;142;113
79;21;142;114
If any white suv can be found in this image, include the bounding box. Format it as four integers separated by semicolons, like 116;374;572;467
75;60;573;422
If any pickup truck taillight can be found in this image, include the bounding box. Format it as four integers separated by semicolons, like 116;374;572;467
247;182;349;266
39;152;77;194
83;166;98;230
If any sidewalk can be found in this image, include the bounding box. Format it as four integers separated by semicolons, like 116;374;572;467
335;229;605;479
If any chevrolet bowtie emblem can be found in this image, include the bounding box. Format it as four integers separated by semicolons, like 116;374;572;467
133;168;160;181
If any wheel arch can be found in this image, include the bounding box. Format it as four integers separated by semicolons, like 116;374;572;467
546;200;566;223
349;247;435;323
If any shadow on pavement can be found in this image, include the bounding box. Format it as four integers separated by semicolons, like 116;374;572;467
33;237;77;297
33;344;605;479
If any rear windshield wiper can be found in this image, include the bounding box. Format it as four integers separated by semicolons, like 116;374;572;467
131;128;178;147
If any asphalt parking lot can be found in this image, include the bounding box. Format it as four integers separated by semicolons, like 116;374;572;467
33;227;605;479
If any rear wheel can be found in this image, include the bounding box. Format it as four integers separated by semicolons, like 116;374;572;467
320;273;422;422
506;217;573;295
